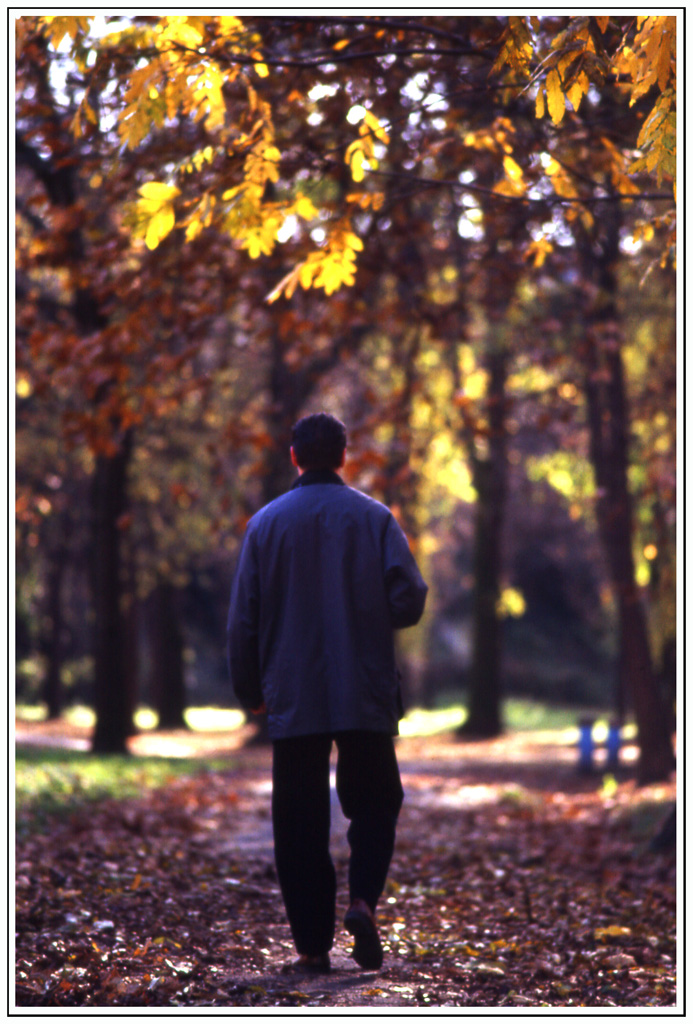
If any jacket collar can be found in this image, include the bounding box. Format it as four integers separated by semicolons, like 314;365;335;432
291;468;345;489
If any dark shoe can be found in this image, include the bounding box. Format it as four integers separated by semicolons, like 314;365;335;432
343;899;383;970
281;953;331;975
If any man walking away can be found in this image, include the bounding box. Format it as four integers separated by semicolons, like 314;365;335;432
227;413;428;973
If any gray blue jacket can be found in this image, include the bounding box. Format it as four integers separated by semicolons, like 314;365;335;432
227;469;428;739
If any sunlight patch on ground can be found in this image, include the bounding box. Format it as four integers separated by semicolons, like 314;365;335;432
184;707;246;731
64;706;96;729
399;706;467;737
134;706;247;733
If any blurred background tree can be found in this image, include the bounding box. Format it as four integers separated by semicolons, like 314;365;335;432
15;15;676;781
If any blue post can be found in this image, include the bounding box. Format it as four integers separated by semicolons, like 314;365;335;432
606;720;621;770
578;717;595;773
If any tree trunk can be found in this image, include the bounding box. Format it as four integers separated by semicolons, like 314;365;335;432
147;581;189;730
261;326;307;505
458;348;509;738
41;541;68;719
90;433;135;754
579;208;674;785
249;326;307;745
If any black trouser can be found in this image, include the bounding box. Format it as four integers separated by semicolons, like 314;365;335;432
271;730;404;957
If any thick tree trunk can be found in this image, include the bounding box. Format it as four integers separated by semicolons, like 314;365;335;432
147;582;189;730
579;209;674;785
458;348;509;738
90;434;135;754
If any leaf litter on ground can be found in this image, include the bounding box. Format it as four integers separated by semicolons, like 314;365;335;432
14;724;677;1009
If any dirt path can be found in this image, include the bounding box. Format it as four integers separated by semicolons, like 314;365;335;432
15;723;677;1009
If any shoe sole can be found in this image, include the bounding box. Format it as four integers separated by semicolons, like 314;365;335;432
344;908;383;970
281;956;331;975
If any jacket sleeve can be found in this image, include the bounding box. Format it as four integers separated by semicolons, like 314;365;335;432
226;529;263;710
383;515;428;629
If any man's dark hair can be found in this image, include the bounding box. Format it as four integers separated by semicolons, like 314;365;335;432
291;413;347;470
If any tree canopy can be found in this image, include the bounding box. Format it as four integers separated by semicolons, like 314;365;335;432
15;15;677;777
16;14;676;446
20;16;676;312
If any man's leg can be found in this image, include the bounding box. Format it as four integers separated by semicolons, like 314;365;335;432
335;731;403;966
272;734;335;958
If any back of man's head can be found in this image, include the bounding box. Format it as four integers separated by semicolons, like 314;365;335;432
291;413;347;470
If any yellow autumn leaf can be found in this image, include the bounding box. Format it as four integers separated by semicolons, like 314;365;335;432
250;52;269;77
316;259;349;295
363;110;390;145
145;206;176;250
656;28;673;92
159;15;204;49
299;258;320;290
42;15;91;49
218;16;244;35
184;193;216;240
347;191;385;211
611;171;640;196
348;147;367;183
294;194;318;220
546;69;566;125
494;178;525;198
243;229;270;259
132;181;181;249
238;210;283;260
566;74;588;112
535;87;546;119
138;181;181;207
344;232;364;252
185;217;204;242
557;50;580;81
595;925;632;942
525;237;553;268
119;105;152;149
188;145;215;172
503;155;524;182
81;97;99;126
303;239;360;296
491;17;533;77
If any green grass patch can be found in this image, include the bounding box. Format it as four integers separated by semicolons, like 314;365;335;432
14;748;232;839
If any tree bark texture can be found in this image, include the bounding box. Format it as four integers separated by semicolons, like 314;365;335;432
458;348;509;738
41;542;68;719
90;433;135;753
147;582;189;730
578;208;675;785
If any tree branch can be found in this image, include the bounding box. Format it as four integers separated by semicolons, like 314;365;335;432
367;166;672;208
15;131;75;206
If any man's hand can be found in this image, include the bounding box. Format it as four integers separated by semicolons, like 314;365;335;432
250;702;267;716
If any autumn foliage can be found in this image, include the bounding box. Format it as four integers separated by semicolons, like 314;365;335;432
14;12;678;1000
15;729;676;1008
16;20;676;767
